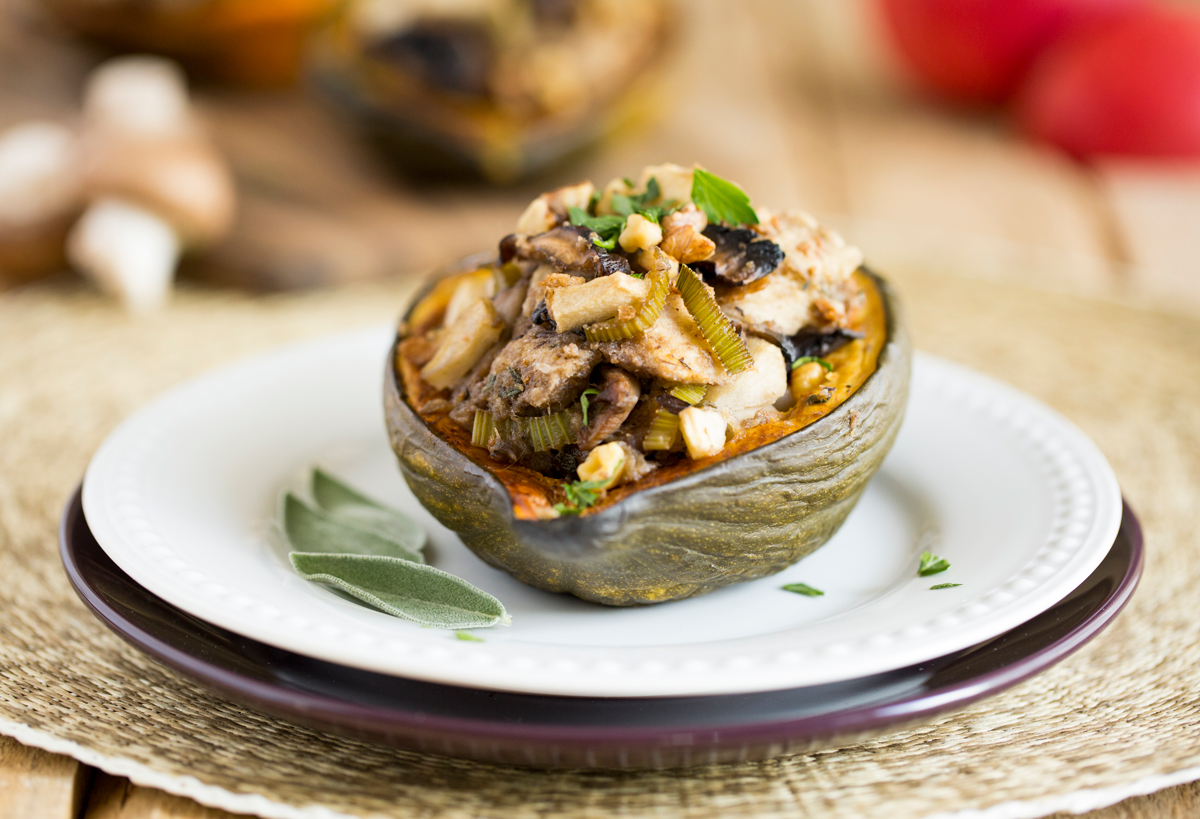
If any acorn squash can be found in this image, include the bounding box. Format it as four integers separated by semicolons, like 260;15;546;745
384;262;910;607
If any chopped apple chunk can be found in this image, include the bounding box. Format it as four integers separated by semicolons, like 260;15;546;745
705;336;788;419
420;298;503;389
576;442;626;487
444;269;498;326
544;271;650;333
679;406;728;459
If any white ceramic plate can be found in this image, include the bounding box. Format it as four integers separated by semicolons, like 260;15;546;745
82;326;1122;698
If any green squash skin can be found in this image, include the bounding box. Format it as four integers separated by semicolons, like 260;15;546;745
384;264;912;606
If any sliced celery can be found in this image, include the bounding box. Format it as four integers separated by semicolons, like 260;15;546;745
643;408;680;451
471;410;495;447
676;265;754;374
667;383;708;405
583;255;670;342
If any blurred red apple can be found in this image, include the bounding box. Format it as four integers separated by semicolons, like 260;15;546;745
1017;6;1200;157
878;0;1144;104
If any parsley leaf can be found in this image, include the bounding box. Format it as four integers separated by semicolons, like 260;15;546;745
782;582;824;597
691;168;758;226
930;583;962;590
568;206;624;249
580;387;600;426
568;206;623;235
610;177;672;223
791;356;833;372
918;551;951;577
553;479;610;516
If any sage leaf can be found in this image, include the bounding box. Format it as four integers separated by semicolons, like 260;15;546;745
282;493;424;564
310;468;426;554
290;552;511;628
782;582;824;597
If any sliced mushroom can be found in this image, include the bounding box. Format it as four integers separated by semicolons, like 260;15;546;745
779;327;864;369
692;225;783;286
581;366;641;450
510;225;631;279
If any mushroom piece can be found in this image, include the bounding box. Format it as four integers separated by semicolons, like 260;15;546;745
83;57;194;139
509;225;631;279
0;122;82;284
778;327;865;370
71;56;236;311
66;198;181;314
692;225;783;286
580;366;641;450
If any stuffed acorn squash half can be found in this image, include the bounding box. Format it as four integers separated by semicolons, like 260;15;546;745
385;164;911;606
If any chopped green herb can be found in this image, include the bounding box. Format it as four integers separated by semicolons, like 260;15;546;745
580;387;600;426
567;207;624;233
643;176;661;202
568;206;625;249
791;355;833;372
482;373;496;394
918;551;951;577
782;582;824;597
691;168;758;226
455;630;485;641
930;583;962;590
571;180;675;248
553;479;610;516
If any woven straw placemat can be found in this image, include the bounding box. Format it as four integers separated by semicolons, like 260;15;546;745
1;267;1198;819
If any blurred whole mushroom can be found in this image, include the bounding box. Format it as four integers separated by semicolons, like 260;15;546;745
0;122;83;285
67;56;237;312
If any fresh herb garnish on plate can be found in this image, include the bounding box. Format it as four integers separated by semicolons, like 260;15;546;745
782;582;824;597
283;469;510;629
930;583;962;590
310;467;426;554
455;630;485;642
918;551;951;577
691;168;758;226
791;356;833;372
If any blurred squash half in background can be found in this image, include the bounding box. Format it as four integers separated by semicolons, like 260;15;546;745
309;0;676;183
41;0;337;87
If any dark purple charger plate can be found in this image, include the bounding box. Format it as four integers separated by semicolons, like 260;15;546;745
60;487;1142;769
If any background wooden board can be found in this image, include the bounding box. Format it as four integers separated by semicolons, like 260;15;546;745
1;0;1198;816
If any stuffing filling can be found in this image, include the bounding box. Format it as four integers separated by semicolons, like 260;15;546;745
397;164;885;519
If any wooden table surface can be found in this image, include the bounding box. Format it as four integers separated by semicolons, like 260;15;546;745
2;0;1199;816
